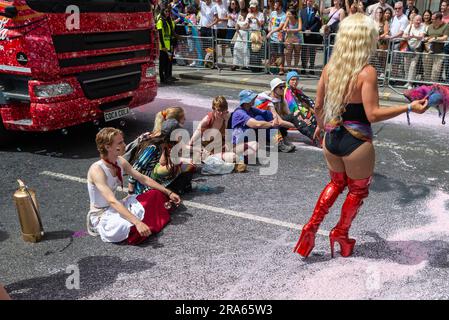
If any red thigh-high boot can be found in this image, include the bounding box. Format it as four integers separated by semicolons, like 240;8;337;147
293;170;347;257
329;176;371;258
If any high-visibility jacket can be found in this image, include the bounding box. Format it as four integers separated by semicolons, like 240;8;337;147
156;17;175;50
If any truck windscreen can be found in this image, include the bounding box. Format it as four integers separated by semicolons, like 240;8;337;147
25;0;151;13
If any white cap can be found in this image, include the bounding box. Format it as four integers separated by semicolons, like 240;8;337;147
270;78;285;91
249;0;258;8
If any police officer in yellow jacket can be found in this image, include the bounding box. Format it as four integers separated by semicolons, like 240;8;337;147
157;3;178;84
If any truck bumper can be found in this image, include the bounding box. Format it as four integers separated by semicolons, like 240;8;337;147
1;78;157;132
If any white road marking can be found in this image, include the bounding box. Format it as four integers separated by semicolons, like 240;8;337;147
40;170;329;236
389;150;416;170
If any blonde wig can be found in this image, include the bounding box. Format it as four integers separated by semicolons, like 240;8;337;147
324;13;378;125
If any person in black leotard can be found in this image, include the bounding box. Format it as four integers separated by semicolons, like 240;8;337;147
293;13;428;259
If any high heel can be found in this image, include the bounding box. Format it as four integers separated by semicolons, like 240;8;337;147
329;176;371;258
329;230;356;258
294;227;315;257
294;170;347;258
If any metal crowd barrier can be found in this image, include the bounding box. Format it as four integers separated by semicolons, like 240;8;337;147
266;31;325;77
173;24;215;68
387;38;449;88
327;32;389;86
173;25;449;88
214;28;267;73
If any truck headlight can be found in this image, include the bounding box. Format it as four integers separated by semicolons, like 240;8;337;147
145;66;156;78
34;83;73;98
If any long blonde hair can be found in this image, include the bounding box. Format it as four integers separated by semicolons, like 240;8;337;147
153;107;184;132
324;13;378;125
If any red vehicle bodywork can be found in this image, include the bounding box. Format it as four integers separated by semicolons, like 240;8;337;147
0;0;158;132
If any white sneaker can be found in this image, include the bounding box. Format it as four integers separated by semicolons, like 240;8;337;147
189;62;196;67
406;83;413;90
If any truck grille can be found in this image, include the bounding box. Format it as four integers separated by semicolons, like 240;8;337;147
52;30;151;53
76;64;141;100
58;49;150;68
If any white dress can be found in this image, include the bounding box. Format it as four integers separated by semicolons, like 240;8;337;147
87;160;145;243
233;15;250;67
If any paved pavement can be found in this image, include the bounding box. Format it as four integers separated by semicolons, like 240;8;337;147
172;65;406;104
1;78;449;301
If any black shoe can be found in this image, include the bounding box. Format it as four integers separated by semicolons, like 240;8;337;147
301;70;306;75
168;77;179;82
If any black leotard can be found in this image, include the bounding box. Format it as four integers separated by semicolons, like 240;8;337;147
324;103;371;157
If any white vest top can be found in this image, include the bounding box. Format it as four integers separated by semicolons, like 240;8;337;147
87;160;123;209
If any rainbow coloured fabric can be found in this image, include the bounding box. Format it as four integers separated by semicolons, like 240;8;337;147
283;87;314;120
325;118;373;142
404;84;448;125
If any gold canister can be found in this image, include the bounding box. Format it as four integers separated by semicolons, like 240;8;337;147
13;180;44;243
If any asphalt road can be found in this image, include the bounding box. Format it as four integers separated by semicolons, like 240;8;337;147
1;79;449;300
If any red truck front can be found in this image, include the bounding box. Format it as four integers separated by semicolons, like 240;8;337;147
0;0;158;137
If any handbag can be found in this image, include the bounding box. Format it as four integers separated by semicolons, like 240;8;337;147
399;40;409;52
319;9;339;35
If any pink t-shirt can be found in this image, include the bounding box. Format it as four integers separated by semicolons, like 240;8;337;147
443;13;449;24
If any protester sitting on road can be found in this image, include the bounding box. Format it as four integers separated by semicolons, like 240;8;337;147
253;78;296;152
129;119;196;197
0;283;11;300
189;95;258;166
153;106;186;133
231;90;278;152
283;71;321;146
87;127;181;245
123;107;186;164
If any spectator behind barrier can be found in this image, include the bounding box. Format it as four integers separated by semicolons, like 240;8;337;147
404;0;417;17
231;7;250;70
283;8;303;71
300;0;322;75
422;9;432;27
442;0;449;24
383;7;393;25
266;0;287;75
403;15;426;89
366;0;393;20
423;12;449;83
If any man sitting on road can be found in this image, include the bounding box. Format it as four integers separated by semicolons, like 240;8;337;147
87;127;181;245
231;90;279;154
254;77;320;152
